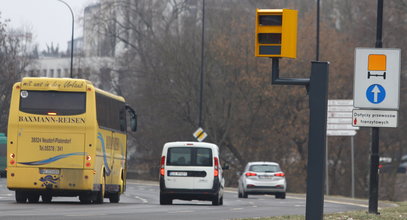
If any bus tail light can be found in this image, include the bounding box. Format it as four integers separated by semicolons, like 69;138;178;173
86;155;92;161
160;156;165;176
10;153;15;159
86;162;91;167
214;157;219;177
10;160;15;165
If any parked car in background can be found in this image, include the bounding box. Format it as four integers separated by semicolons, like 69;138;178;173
238;161;286;199
159;141;225;205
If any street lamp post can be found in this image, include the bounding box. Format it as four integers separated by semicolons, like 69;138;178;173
198;0;205;127
56;0;74;78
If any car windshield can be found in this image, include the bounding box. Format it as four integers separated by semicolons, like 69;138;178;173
167;147;212;166
249;164;280;173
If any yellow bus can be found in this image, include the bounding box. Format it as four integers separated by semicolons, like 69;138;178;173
7;77;137;204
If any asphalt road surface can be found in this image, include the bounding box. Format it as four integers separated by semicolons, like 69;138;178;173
0;178;368;220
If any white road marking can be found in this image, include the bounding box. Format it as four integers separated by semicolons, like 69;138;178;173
65;214;107;217
168;210;194;214
135;195;148;203
324;199;368;208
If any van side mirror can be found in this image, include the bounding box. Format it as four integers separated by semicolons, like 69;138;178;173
126;104;138;132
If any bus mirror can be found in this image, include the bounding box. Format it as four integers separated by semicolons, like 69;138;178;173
125;104;137;132
130;114;137;132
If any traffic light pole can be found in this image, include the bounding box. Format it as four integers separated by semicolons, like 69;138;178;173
271;58;329;220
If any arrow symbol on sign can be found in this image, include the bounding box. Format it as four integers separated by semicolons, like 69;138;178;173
372;85;381;103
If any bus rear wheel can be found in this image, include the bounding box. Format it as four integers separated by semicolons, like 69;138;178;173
109;192;120;203
79;195;92;204
15;190;27;203
27;193;40;203
94;175;105;204
42;194;52;203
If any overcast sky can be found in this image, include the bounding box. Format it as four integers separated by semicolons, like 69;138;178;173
0;0;97;51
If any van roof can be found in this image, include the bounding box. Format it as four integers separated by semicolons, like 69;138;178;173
163;141;218;150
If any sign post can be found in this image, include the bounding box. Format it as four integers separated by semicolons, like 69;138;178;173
353;1;401;214
326;100;358;197
353;47;401;214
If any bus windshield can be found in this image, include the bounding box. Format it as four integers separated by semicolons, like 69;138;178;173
19;90;86;115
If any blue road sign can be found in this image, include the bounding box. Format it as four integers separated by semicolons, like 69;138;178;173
366;84;386;104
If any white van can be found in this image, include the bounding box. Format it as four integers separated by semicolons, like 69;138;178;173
159;141;225;205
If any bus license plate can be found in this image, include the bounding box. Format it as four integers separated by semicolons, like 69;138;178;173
40;169;60;175
169;171;188;177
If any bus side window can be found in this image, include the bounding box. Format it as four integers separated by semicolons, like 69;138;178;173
119;107;127;132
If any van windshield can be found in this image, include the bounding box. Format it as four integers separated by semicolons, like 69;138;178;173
167;147;212;166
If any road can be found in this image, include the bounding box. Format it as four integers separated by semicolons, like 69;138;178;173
0;178;369;220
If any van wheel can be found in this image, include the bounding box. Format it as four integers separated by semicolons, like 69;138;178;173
212;194;220;206
238;190;242;198
15;191;27;203
160;193;172;205
219;196;223;205
109;192;120;203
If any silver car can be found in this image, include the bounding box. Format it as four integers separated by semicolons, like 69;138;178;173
238;161;286;199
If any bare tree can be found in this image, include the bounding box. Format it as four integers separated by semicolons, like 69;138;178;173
0;15;33;133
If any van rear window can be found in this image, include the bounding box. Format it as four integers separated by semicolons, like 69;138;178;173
167;147;212;166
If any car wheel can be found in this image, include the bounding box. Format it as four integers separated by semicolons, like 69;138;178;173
219;196;223;205
275;192;286;199
242;190;248;198
238;190;242;198
160;192;172;205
